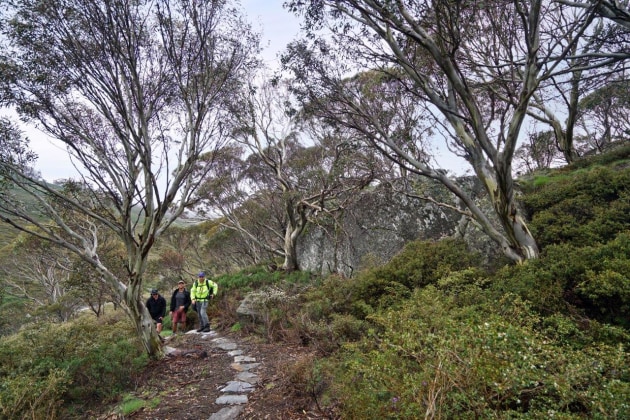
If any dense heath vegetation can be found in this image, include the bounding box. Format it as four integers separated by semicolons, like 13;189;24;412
1;148;629;419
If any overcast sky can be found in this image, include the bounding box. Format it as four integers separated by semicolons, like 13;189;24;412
244;0;301;68
29;0;301;182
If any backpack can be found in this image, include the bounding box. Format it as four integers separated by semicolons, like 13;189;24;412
193;279;213;299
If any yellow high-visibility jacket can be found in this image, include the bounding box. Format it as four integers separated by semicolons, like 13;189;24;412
191;278;218;301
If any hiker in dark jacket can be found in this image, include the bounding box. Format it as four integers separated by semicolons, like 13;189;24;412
146;289;167;334
169;280;192;335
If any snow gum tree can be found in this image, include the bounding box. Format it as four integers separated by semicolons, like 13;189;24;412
285;0;612;263
194;78;380;271
0;0;259;358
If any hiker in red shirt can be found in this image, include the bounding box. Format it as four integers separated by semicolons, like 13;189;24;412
169;280;192;335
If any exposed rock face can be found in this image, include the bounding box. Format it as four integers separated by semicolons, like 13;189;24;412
297;181;497;276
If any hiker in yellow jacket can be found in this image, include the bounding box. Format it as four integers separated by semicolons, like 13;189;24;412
191;271;218;332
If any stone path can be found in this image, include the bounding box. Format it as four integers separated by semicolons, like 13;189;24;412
164;329;261;420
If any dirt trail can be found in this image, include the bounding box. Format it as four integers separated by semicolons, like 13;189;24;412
92;329;327;419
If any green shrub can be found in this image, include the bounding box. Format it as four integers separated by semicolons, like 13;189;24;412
324;287;629;419
541;313;587;347
492;233;630;327
330;314;366;343
0;311;146;419
371;239;481;290
335;239;481;315
436;267;491;306
565;143;630;170
523;165;630;248
298;274;364;321
575;232;630;326
216;266;313;292
293;240;483;355
0;368;69;420
492;246;579;315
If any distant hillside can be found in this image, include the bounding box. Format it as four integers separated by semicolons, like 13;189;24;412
0;181;206;250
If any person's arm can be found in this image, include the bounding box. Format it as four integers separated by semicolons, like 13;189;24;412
190;282;197;302
170;291;176;312
184;290;192;310
160;297;166;317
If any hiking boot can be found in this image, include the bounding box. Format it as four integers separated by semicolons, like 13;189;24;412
201;326;210;333
196;327;204;332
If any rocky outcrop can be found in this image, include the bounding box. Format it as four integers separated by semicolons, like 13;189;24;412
297;180;497;276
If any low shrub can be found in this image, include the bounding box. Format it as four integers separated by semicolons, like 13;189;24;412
215;266;313;292
0;368;69;420
491;249;575;315
245;286;305;343
575;232;630;327
368;239;481;291
293;240;484;355
492;233;630;327
0;310;146;419
323;287;629;419
297;312;369;356
523;165;630;248
299;239;480;320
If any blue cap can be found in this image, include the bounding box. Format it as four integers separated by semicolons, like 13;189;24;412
198;271;205;277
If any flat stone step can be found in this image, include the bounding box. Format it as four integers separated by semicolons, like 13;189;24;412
201;331;262;419
220;380;255;393
230;362;261;372
236;371;259;384
215;394;248;405
209;406;244;420
211;337;238;350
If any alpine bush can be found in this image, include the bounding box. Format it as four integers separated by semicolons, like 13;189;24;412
523;165;630;248
0;310;146;419
492;233;630;327
338;239;481;315
324;287;629;419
